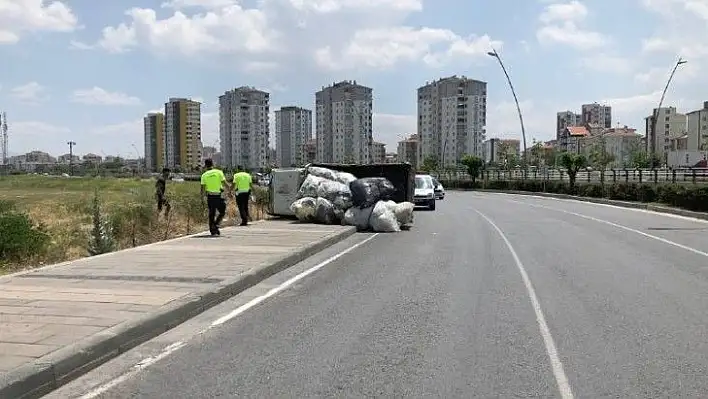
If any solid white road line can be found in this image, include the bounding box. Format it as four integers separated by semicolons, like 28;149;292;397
474;209;575;399
505;199;708;258
479;191;708;224
78;233;380;399
78;342;187;399
211;233;380;326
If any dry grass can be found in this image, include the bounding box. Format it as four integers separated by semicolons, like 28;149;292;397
0;175;269;271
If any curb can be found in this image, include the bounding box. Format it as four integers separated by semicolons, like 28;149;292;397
469;189;708;221
0;226;357;399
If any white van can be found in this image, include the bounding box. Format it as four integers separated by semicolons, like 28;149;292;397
413;174;436;210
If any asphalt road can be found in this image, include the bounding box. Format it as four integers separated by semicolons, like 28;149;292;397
63;192;708;398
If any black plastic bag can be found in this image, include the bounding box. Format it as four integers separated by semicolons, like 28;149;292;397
349;177;396;208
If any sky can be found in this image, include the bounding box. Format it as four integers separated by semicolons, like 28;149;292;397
1;0;708;158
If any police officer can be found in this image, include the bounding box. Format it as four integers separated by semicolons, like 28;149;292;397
232;166;253;226
200;159;228;236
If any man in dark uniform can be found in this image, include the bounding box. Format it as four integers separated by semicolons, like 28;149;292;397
155;167;171;218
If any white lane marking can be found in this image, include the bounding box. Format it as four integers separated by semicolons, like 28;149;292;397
504;198;708;258
211;233;380;326
78;341;186;399
477;191;708;224
77;233;380;398
474;209;575;399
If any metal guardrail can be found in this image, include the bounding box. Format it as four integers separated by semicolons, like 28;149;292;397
432;168;708;184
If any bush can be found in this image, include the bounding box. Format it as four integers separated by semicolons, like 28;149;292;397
87;191;116;256
439;179;708;212
0;201;51;264
109;188;157;247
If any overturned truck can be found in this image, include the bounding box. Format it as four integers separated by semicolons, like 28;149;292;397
268;163;416;232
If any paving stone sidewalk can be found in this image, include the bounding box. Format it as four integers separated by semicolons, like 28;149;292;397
0;220;355;398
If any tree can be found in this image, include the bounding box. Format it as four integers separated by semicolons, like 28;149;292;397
559;152;587;190
588;141;615;170
629;150;661;169
460;155;484;184
421;155;438;172
529;141;545;167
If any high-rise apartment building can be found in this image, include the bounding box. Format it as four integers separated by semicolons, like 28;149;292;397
316;81;373;164
581;103;612;128
372;142;386;163
143;112;164;172
219;87;269;170
556;111;582;140
164;98;202;171
645;106;686;160
687;101;708;150
417;76;487;166
275;106;312;167
397;134;419;169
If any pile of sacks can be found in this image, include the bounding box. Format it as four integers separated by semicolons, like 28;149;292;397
289;166;414;232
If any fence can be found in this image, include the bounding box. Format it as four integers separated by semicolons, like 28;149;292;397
432;168;708;185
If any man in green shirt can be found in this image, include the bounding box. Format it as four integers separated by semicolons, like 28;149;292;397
200;159;229;236
232;166;253;226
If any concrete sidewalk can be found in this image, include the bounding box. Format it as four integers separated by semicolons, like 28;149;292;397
0;220;356;398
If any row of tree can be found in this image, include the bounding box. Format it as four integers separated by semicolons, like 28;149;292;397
421;146;668;192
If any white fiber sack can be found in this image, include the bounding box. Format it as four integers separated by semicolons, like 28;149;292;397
343;206;374;231
290;197;317;222
393;201;415;225
379;200;414;225
297;174;325;198
316;179;352;205
333;171;357;185
307;166;357;185
314;197;337;225
307;166;338;181
369;201;401;232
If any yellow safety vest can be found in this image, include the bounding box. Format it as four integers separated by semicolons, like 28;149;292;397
201;169;226;193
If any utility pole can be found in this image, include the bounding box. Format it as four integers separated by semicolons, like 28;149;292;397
488;48;527;167
650;57;687;168
67;141;76;175
1;112;8;168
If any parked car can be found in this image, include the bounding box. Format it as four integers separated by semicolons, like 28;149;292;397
413;174;436;210
432;178;445;200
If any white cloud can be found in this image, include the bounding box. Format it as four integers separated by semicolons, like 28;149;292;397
68;40;93;50
0;0;78;44
536;22;606;48
633;61;698;86
487;100;554;144
287;0;422;13
9;121;71;154
10;82;48;104
315;27;500;70
538;0;587;23
372;113;416;150
161;0;236;9
71;87;142;106
580;54;633;74
89;0;492;72
96;6;275;55
536;1;607;48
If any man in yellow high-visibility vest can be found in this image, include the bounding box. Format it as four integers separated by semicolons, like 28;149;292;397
232;166;253;226
200;159;229;236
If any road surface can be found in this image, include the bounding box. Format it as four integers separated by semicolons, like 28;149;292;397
54;192;708;398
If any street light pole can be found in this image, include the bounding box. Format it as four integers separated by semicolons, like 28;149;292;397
650;57;687;167
488;48;527;166
67;141;76;176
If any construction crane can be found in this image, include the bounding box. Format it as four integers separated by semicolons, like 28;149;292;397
1;112;8;166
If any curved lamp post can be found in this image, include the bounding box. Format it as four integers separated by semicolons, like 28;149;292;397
487;48;527;165
650;57;687;167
